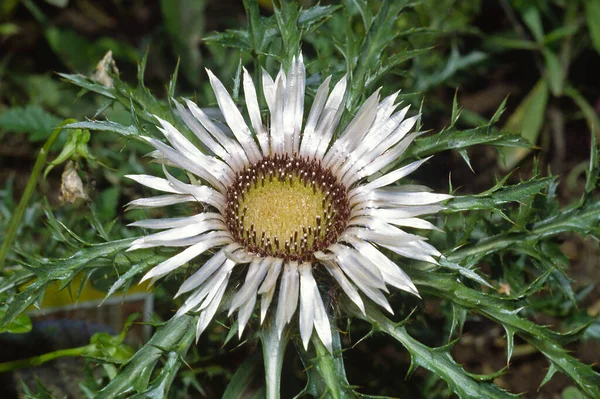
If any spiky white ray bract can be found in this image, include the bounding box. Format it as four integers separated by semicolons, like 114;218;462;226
127;55;450;353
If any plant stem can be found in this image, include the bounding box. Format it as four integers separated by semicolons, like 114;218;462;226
0;346;87;373
0;120;74;271
260;323;288;399
295;323;356;399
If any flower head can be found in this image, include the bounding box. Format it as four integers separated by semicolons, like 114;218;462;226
126;55;451;351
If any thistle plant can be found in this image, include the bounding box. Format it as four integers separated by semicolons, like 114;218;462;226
0;1;599;398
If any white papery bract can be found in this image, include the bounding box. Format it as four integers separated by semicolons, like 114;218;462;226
126;55;450;352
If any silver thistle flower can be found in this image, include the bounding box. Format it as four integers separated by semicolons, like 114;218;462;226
126;55;451;352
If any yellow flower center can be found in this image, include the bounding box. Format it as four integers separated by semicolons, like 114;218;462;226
224;155;350;261
240;175;327;250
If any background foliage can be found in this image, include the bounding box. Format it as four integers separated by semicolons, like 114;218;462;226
0;0;599;398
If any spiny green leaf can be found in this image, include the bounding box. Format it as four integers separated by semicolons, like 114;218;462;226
203;29;252;50
523;244;576;304
96;314;197;398
437;258;492;288
129;325;196;399
273;2;301;65
243;0;264;51
298;5;340;29
451;89;461;127
0;266;36;295
445;177;554;213
0;237;136;329
489;96;508;125
168;58;180;100
347;0;410;111
274;3;340;67
58;72;116;99
1;280;44;330
447;193;600;264
409;126;533;160
64;120;140;138
413;271;600;397
585;132;599;196
503;326;516;365
449;303;467;340
351;303;518;398
61;67;180;132
21;377;56;399
207;1;337;64
0;308;31;334
347;0;373;31
515;267;554;298
540;363;559;388
457;149;474;172
128;352;181;399
532;199;600;239
222;319;239;347
102;253;160;305
364;47;433;91
43;199;77;247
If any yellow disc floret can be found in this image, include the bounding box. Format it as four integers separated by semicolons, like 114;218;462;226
224;155;350;261
239;175;327;249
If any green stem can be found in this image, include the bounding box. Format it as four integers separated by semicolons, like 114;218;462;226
0;120;74;271
296;323;356;399
309;332;348;399
0;346;87;373
259;323;288;399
